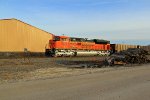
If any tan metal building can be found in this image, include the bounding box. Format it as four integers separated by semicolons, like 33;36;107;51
0;18;53;52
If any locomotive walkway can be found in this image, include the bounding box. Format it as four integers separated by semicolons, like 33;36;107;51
0;64;150;100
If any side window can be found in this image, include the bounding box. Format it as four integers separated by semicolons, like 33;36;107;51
61;38;67;41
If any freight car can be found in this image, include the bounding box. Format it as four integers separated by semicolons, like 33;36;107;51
141;46;150;54
110;44;138;54
45;36;111;57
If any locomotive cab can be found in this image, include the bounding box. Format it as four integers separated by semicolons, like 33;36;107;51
53;36;70;49
45;36;72;57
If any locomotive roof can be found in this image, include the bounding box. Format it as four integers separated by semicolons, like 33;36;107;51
70;37;86;39
55;36;69;38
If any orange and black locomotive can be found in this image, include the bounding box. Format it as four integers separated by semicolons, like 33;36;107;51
45;35;111;57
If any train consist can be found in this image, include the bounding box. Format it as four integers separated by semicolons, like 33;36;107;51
45;35;149;57
45;35;111;57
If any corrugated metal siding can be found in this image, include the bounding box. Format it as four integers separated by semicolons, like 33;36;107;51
114;44;138;52
141;46;150;53
0;19;53;52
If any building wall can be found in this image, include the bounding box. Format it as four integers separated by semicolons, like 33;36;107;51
0;19;53;52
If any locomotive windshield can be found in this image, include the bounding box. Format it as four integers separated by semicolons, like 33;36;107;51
54;36;60;41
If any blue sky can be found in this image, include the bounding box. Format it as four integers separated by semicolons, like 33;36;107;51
0;0;150;45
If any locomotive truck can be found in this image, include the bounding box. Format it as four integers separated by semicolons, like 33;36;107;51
45;35;111;57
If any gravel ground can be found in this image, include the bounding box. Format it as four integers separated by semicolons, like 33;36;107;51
0;56;149;84
0;57;106;84
1;64;150;100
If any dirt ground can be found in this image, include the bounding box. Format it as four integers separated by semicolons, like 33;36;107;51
0;63;150;100
0;57;104;83
0;56;149;84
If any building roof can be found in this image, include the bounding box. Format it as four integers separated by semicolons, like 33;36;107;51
0;18;54;36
